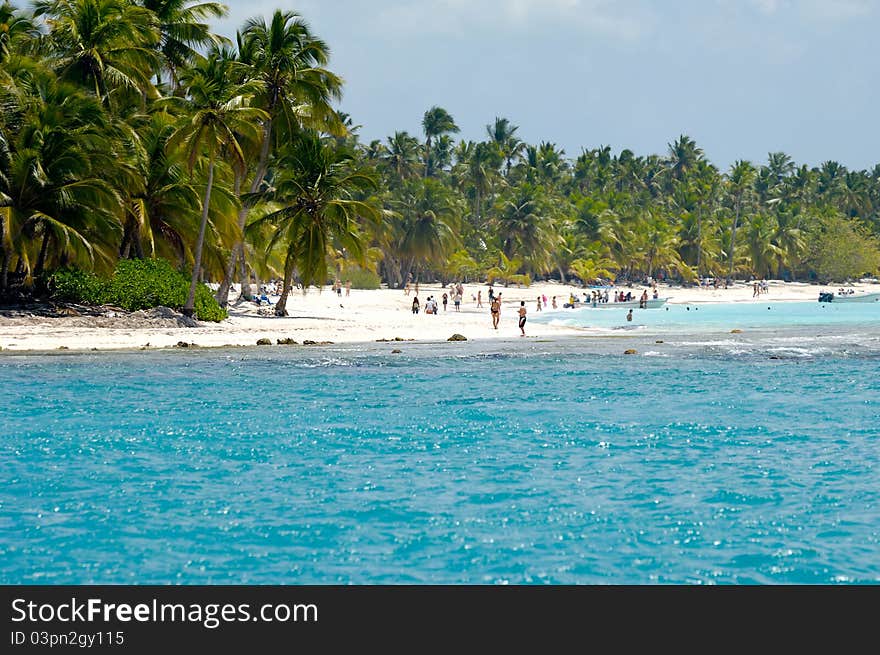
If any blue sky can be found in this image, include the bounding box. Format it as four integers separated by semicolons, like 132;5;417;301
217;0;880;171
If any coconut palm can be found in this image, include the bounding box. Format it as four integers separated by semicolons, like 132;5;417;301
726;160;756;279
422;105;459;177
215;10;344;304
486;116;524;177
247;132;380;316
34;0;160;106
0;68;121;290
138;0;229;89
0;1;36;63
382;131;421;182
165;50;265;316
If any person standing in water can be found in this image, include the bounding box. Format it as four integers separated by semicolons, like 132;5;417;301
518;301;527;336
626;309;633;322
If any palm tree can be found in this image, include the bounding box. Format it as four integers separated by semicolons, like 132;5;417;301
394;176;460;281
0;1;36;63
665;134;704;188
726;160;756;279
216;9;344;304
486;116;524;177
493;182;553;274
138;0;229;89
166;51;265;317
382;131;421;182
121;110;203;263
1;67;121;290
421;105;459;177
34;0;160;106
247;132;380;316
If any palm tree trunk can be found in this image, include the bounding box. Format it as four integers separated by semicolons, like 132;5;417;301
34;230;51;277
274;258;295;316
215;169;245;305
0;215;8;293
557;265;567;284
183;157;215;317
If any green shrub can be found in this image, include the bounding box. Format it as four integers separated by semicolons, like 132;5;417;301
341;266;381;290
49;269;108;305
48;258;227;322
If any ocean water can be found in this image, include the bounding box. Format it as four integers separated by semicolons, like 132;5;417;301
2;326;880;584
536;299;880;333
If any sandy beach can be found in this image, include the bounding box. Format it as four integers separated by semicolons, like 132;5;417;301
0;279;877;352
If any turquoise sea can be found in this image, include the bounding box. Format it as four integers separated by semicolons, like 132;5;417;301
2;302;880;584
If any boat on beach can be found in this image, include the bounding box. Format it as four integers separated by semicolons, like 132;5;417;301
818;290;880;303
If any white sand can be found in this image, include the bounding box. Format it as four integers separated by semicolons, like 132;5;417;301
0;279;876;352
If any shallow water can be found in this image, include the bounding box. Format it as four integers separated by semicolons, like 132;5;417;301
2;326;880;584
536;299;880;333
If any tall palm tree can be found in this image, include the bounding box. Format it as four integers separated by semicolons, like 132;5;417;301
665;134;703;187
421;105;458;177
382;131;421;182
34;0;160;106
138;0;229;89
486;116;524;177
166;51;265;317
726;160;756;278
216;9;344;304
247;132;380;316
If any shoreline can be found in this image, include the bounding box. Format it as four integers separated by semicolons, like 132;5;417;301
1;279;877;353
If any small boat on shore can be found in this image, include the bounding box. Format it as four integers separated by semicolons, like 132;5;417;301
818;290;880;303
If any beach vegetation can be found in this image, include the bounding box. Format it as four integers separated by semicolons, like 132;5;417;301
2;0;880;310
49;257;227;320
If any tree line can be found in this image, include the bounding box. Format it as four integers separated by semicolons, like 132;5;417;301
2;1;879;319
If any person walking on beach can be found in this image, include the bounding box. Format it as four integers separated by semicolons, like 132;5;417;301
345;280;351;296
477;290;483;307
412;296;420;314
453;289;462;312
551;296;557;309
518;301;527;336
490;295;501;329
442;292;448;312
488;285;495;303
536;296;542;312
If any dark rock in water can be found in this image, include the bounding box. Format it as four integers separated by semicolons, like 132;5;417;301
769;355;780;359
175;341;191;348
277;338;298;345
624;348;637;354
394;337;405;341
731;329;743;334
57;345;69;350
655;340;664;344
391;349;402;354
302;340;317;345
448;333;467;341
256;338;272;345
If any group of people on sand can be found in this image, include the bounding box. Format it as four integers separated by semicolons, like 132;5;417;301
410;282;465;315
752;279;769;297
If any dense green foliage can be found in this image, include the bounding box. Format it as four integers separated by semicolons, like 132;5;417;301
2;0;879;318
50;258;226;321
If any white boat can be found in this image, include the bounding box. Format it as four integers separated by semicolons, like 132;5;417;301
565;297;669;309
818;291;880;303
